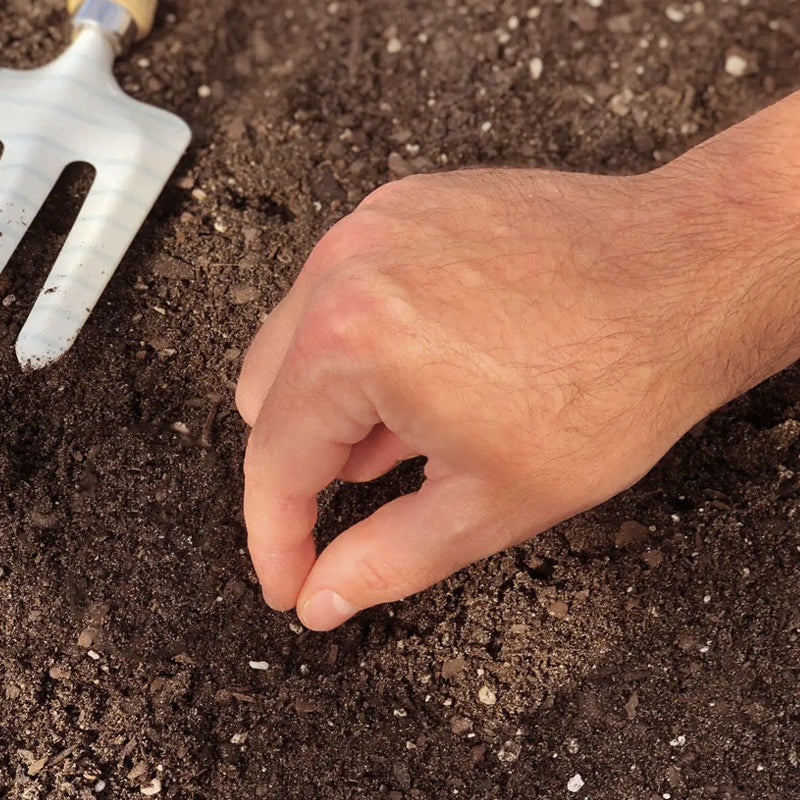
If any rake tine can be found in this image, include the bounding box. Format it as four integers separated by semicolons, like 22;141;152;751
0;146;63;274
15;164;170;369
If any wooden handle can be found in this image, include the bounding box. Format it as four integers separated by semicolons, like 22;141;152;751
67;0;157;42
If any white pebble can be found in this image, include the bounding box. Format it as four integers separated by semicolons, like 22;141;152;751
526;7;541;19
140;778;162;796
725;54;748;77
669;735;687;747
507;15;520;30
197;84;211;98
478;685;496;705
94;780;106;793
480;121;492;133
87;650;100;660
386;37;402;54
567;773;585;793
230;733;248;744
137;58;150;68
585;0;602;7
248;661;269;671
529;57;543;80
665;6;685;22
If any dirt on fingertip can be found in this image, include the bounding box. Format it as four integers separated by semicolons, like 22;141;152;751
1;1;798;798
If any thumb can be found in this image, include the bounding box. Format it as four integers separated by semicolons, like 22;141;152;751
295;476;509;630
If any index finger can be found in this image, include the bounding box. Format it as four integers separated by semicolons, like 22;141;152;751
243;343;379;611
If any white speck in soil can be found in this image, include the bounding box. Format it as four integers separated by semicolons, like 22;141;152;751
724;54;748;77
87;650;100;660
529;57;543;80
478;685;496;706
140;777;162;796
230;733;248;744
386;37;402;54
567;773;585;793
94;780;106;793
248;660;269;671
197;85;211;98
665;6;685;23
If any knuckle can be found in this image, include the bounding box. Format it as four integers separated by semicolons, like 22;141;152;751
298;283;388;359
305;214;382;274
358;175;427;210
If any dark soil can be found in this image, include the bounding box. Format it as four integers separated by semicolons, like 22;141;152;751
1;0;799;798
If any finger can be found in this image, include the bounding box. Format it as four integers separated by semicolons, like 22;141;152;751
236;292;304;427
295;475;509;630
236;217;366;426
338;424;419;483
243;352;378;610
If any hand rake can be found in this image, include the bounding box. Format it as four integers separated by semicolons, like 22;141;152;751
0;0;191;369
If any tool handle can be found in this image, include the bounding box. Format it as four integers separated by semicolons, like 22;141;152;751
67;0;157;42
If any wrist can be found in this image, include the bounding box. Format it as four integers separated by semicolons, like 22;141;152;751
645;94;800;415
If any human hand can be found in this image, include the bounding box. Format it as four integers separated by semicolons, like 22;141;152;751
237;105;800;630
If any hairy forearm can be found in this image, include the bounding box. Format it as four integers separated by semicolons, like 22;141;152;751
650;89;800;410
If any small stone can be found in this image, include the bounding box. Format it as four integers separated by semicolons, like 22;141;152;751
28;757;47;777
229;285;260;305
643;550;663;569
140;778;162;796
248;661;269;671
387;151;412;178
450;716;473;735
191;187;208;202
197;85;211;98
230;733;248;745
665;6;685;23
295;697;319;714
48;665;70;681
615;520;651;548
625;691;639;720
529;57;543;80
480;121;492;133
724;53;748;78
548;600;569;619
386;37;402;54
609;88;634;117
87;650;101;660
441;656;466;678
567;773;585;793
94;780;106;792
498;740;521;763
478;685;497;706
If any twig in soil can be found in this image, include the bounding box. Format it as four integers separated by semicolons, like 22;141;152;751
200;396;222;448
347;10;363;85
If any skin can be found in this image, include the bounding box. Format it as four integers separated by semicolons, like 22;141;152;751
237;90;800;631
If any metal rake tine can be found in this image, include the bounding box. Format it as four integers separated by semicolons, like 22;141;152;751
15;158;181;369
0;145;64;274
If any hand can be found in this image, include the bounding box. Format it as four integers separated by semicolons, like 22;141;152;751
236;102;800;630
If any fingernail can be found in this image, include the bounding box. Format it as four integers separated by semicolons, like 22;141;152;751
301;590;359;630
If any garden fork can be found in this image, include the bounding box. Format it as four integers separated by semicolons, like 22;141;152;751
0;0;191;369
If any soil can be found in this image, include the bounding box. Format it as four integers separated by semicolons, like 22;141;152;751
1;0;799;798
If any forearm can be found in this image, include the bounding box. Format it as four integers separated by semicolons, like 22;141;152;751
649;89;800;411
